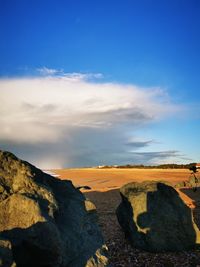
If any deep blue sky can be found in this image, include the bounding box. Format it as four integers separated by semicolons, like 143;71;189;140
1;0;200;94
0;0;199;167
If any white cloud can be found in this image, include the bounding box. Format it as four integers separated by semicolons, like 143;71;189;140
63;72;103;81
0;73;184;167
36;67;63;76
36;67;103;81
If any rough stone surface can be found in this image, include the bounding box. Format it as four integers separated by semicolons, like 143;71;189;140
174;180;190;188
0;239;16;267
189;174;200;187
175;174;200;189
0;150;108;267
116;181;200;252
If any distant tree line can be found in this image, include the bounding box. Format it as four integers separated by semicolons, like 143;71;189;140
99;163;197;169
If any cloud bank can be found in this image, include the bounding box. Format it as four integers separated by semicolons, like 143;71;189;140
0;70;183;168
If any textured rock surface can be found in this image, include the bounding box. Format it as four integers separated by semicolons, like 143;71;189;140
0;239;16;267
0;150;108;267
175;175;200;189
189;174;200;187
116;181;200;252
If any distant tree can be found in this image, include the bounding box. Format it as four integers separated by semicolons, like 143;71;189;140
189;165;198;173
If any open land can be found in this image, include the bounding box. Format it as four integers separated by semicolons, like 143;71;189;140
54;168;190;190
54;168;200;267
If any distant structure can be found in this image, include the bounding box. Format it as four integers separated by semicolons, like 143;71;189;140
196;163;200;169
98;165;105;169
97;165;118;169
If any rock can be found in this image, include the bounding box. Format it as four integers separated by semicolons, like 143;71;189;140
175;175;200;189
174;165;200;190
0;150;108;267
189;175;200;187
116;181;200;252
174;181;190;188
0;239;16;267
77;186;92;190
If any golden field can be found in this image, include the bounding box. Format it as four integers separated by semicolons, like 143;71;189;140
54;167;190;191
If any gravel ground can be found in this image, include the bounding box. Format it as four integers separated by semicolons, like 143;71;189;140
85;187;200;267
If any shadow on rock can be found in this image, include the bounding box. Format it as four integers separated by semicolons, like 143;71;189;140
116;181;200;252
0;150;108;267
0;219;107;267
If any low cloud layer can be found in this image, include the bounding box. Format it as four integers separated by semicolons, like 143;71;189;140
0;70;184;168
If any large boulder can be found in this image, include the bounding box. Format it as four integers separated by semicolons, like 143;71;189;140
0;150;108;267
116;181;200;252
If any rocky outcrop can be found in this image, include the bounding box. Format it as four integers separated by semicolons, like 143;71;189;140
0;150;108;267
116;181;200;252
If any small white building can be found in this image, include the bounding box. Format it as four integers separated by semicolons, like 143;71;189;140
98;165;105;169
196;163;200;169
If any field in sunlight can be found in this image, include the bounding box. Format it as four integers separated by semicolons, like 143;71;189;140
54;168;190;191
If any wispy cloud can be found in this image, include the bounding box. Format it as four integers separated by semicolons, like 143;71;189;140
36;67;64;76
125;139;155;149
36;67;103;81
0;70;185;168
63;72;103;81
129;151;192;164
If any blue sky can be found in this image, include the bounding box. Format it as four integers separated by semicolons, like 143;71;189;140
0;0;199;168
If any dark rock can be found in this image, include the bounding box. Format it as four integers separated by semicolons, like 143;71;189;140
116;181;200;252
0;239;16;267
0;150;108;267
